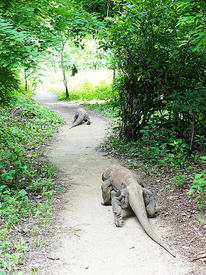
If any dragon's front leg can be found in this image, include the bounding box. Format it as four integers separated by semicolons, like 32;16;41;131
101;179;113;205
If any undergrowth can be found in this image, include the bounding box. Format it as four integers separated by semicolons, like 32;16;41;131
85;98;120;118
58;80;114;101
0;97;64;274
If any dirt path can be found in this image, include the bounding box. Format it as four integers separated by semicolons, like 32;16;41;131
33;90;193;275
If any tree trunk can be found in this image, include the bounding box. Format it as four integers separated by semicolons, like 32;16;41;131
190;112;195;151
60;41;69;98
24;68;28;92
106;0;110;17
113;69;116;82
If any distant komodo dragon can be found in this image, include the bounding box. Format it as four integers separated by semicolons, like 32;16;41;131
101;164;176;257
70;107;91;128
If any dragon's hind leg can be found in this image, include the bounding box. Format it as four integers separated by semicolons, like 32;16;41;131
112;189;129;227
73;112;78;123
143;188;158;217
84;113;91;125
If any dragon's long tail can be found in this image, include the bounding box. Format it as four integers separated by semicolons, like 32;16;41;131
128;185;176;257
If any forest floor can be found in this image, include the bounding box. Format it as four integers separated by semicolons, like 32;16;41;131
22;90;205;275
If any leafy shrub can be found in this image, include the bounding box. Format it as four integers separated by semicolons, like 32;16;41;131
106;122;196;172
188;157;206;209
188;172;206;209
99;0;206;149
0;68;21;105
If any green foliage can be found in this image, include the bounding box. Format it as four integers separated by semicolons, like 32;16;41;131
58;80;114;101
0;0;99;104
0;0;57;104
188;157;206;209
86;98;120;118
188;172;206;209
79;0;116;18
0;229;27;273
177;0;206;50
98;0;206;149
0;68;20;105
103;109;205;170
73;38;112;70
0;97;64;272
171;174;187;190
106;134;188;172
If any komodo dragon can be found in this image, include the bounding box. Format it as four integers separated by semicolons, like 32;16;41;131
101;165;175;257
70;107;91;128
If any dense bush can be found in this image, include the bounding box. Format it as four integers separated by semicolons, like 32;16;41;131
99;0;206;151
0;68;21;105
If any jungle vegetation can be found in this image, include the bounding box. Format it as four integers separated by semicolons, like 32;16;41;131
0;0;206;272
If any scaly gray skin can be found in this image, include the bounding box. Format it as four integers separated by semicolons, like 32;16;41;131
101;165;176;257
70;108;91;129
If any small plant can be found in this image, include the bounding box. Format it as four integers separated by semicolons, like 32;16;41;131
188;169;206;209
171;174;187;189
187;156;206;209
196;215;206;227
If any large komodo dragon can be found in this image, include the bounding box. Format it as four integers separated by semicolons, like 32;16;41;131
70;107;91;128
101;164;175;257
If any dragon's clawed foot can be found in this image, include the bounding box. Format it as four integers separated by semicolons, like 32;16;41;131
114;213;123;227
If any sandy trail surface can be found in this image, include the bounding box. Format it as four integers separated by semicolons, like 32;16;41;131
33;90;193;275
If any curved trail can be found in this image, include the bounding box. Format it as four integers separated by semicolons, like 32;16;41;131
33;91;192;275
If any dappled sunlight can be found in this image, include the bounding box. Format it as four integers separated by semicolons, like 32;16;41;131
37;68;113;99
